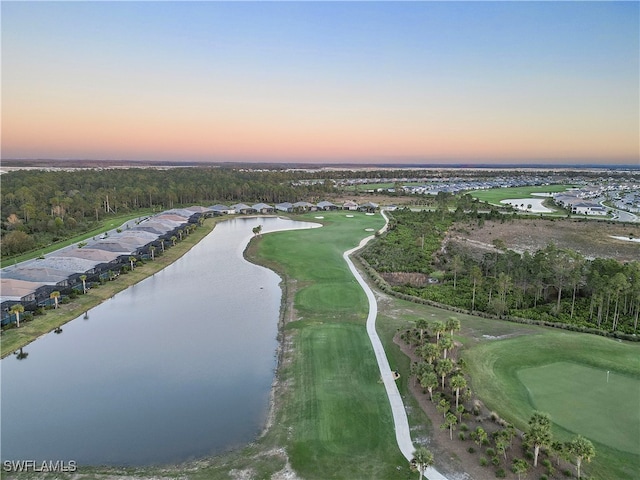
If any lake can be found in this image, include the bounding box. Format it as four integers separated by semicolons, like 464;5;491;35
1;216;319;466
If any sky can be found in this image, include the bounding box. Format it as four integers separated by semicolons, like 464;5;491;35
2;1;639;165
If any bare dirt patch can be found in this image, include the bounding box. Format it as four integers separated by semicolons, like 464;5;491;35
448;218;640;262
381;272;431;287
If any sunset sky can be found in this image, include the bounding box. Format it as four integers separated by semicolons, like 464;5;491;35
2;1;638;165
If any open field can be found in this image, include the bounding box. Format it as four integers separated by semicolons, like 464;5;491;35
448;216;640;262
469;185;574;205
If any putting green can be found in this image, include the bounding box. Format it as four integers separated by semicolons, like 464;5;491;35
518;362;640;454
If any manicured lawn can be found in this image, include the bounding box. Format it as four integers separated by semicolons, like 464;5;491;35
252;211;412;478
518;362;639;454
469;185;574;205
464;330;640;479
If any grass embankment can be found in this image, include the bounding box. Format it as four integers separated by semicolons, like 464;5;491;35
0;211;157;268
1;218;217;358
469;185;574;205
464;328;640;480
252;211;411;479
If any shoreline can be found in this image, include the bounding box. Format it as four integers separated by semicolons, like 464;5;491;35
0;218;219;359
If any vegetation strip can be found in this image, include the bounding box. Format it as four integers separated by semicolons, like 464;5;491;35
342;212;449;480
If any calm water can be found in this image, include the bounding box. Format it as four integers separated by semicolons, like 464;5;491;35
1;217;318;466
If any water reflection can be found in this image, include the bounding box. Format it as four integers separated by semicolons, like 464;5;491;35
1;217;319;466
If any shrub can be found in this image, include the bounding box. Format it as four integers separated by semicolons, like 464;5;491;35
542;459;551;468
460;423;469;432
540;476;548;480
480;457;488;467
524;451;534;460
458;432;466;441
468;447;475;454
495;468;506;478
491;456;500;466
563;469;572;477
486;448;496;457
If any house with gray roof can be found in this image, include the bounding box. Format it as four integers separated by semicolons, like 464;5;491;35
252;203;275;214
275;202;293;212
231;203;256;214
317;201;338;211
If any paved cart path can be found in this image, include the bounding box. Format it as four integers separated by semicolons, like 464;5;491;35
343;211;449;480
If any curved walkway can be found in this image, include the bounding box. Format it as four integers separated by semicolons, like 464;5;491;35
343;210;449;480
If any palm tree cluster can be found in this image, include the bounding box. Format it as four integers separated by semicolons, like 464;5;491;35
404;317;596;479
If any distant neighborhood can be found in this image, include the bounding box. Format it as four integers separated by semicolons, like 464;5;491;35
1;200;379;325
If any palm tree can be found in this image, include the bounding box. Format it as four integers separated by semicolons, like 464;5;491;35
170;235;177;246
567;435;595;479
149;245;156;260
420;343;440;365
50;291;61;309
441;412;458;440
252;224;262;236
79;274;87;293
450;374;467;409
9;304;24;327
471;426;488;447
129;256;137;270
512;458;529;480
420;371;438;402
437;397;450;419
446;316;461;337
412;446;434;480
436;358;454;389
525;411;552;467
416;318;429;344
440;335;453;359
431;320;446;344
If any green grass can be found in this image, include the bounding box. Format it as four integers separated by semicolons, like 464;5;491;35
518;362;639;454
469;185;574;205
252;211;413;478
463;329;640;479
0;211;155;268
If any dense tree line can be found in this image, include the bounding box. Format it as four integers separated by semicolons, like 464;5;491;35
0;167;334;256
362;208;640;335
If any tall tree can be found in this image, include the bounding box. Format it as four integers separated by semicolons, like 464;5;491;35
446;316;461;337
416;318;429;345
50;291;61;309
450;374;467;409
79;274;87;294
9;304;24;327
525;411;552;467
431;321;446;344
470;265;483;311
435;358;454;389
419;371;438;402
441;412;458;440
411;446;434;480
512;458;529;480
567;435;595;479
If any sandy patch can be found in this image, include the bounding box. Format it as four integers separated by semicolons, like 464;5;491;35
499;198;555;213
314;216;324;219
610;235;640;243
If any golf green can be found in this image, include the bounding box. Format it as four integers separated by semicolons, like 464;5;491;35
518;362;640;455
